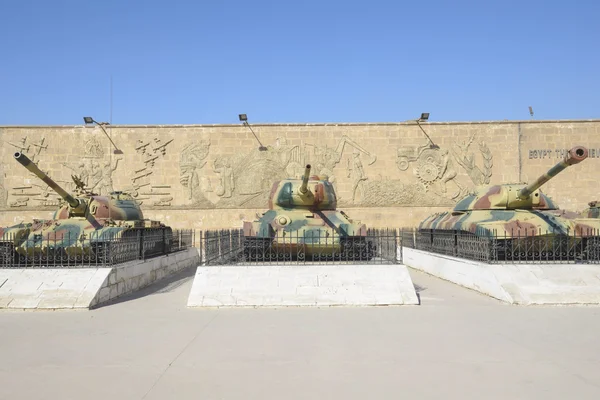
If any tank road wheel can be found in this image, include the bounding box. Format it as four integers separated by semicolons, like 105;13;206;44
243;238;273;262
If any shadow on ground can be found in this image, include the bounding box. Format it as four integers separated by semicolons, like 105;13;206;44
91;266;197;309
413;283;426;305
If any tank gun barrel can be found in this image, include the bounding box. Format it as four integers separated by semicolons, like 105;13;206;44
299;164;312;194
13;152;80;208
518;146;588;199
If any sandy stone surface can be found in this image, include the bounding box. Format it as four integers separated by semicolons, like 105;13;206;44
1;267;599;400
2;120;599;230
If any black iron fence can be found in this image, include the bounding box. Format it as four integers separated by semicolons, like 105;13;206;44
401;228;600;264
200;228;400;265
0;228;194;268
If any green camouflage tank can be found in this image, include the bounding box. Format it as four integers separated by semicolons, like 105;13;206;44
0;152;172;264
580;201;600;219
242;164;374;260
419;146;600;238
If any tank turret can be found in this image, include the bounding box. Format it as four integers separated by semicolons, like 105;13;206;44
269;164;337;211
418;145;600;250
14;151;144;222
242;164;373;261
1;152;171;263
453;146;588;212
580;200;600;218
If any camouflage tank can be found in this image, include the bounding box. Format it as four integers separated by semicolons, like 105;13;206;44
0;152;171;264
242;164;374;261
418;146;600;258
580;201;600;218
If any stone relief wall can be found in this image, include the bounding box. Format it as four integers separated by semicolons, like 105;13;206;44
0;120;598;229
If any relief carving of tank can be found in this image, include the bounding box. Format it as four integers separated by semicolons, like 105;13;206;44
242;164;374;261
0;152;172;264
418;146;600;258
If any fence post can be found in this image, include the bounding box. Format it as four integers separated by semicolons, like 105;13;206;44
139;229;144;260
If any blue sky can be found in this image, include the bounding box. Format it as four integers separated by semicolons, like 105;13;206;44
0;0;598;125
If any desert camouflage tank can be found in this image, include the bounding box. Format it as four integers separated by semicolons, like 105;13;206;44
418;146;600;257
580;201;600;218
242;164;374;261
0;152;172;265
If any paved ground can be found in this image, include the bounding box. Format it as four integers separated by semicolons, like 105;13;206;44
1;267;600;400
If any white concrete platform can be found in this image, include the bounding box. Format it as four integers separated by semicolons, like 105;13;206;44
403;247;600;305
0;247;200;309
187;264;419;307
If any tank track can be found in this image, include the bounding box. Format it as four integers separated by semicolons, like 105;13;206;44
242;236;376;262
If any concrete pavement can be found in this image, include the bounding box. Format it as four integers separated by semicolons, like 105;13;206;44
1;266;599;400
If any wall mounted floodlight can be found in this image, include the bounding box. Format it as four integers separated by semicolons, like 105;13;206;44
238;113;267;151
83;116;123;154
415;112;439;149
528;106;534;119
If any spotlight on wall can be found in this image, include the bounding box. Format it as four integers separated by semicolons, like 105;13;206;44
415;112;438;149
238;113;267;151
82;116;123;154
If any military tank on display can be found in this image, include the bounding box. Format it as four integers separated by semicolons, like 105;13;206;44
418;146;600;259
0;152;172;265
580;201;600;219
242;164;374;261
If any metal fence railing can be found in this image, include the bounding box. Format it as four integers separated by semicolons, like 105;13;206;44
401;228;600;264
200;228;400;266
10;224;598;268
0;228;195;268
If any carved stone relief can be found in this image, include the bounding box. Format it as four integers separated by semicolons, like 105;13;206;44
62;135;123;197
0;127;497;211
206;134;378;209
178;140;213;208
451;131;493;185
213;146;289;208
0;162;6;207
5;136;50;208
355;180;455;207
127;136;175;206
371;129;495;206
4;136;48;162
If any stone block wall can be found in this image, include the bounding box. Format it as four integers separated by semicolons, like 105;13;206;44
0;119;599;229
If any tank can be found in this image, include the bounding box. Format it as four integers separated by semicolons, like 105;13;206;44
0;152;172;265
418;146;600;258
580;201;600;218
242;164;374;261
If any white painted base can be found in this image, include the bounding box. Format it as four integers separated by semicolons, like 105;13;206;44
0;268;112;309
187;265;419;307
0;248;200;309
403;248;600;305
